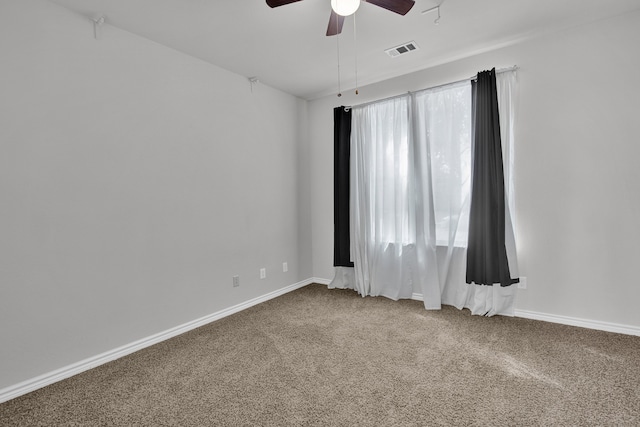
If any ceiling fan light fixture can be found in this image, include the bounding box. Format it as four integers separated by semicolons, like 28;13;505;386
331;0;360;17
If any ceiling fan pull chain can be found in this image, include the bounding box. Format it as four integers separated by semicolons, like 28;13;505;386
354;12;359;95
336;26;342;97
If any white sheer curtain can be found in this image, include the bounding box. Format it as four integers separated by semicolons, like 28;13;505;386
330;70;518;316
413;81;473;310
497;71;520;285
349;96;431;302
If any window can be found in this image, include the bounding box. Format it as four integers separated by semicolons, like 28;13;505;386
414;82;472;247
352;81;472;249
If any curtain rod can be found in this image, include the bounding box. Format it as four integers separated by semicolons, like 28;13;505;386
345;65;518;111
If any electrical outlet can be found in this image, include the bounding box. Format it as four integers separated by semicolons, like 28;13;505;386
283;262;288;272
260;268;266;279
232;275;240;287
517;276;527;290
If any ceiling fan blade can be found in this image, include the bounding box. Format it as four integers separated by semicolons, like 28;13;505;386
266;0;303;8
365;0;415;15
326;10;345;36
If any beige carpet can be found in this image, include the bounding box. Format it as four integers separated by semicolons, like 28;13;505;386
1;284;639;426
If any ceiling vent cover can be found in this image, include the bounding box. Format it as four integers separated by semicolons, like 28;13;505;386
385;41;419;58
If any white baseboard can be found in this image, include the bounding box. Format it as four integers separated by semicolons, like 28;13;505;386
0;278;316;404
514;309;640;337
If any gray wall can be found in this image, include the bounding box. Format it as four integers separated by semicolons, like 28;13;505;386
0;0;306;389
308;9;640;328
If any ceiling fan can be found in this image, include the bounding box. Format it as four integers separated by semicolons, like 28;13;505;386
266;0;415;36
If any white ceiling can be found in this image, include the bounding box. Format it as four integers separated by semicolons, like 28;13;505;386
50;0;640;100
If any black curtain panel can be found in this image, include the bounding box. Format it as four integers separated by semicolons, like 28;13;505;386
334;106;354;267
466;69;518;287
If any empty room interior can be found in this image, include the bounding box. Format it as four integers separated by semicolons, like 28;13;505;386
1;0;640;425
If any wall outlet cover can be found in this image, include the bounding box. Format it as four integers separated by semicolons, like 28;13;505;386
518;276;528;289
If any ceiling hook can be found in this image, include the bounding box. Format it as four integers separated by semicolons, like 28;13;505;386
421;5;441;25
249;77;259;93
92;16;105;39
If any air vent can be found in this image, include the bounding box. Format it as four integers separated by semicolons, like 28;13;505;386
385;41;419;58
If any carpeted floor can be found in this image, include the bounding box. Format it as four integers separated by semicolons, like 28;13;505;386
1;283;639;426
